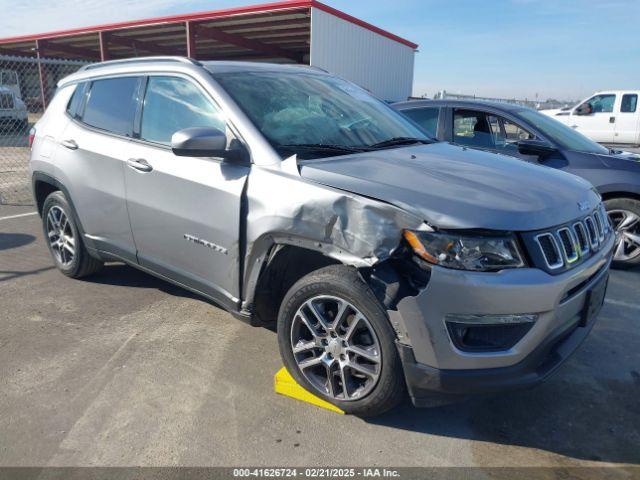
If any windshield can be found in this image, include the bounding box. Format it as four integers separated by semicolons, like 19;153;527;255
518;109;609;154
211;69;430;159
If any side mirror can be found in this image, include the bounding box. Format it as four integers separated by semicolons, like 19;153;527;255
171;127;245;161
517;139;557;158
575;103;592;116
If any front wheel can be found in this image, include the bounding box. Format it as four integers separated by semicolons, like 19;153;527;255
277;265;405;416
605;197;640;269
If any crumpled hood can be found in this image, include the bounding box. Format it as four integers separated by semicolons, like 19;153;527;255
300;142;600;231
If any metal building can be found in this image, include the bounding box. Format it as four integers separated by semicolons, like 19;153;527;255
0;0;418;102
0;1;417;205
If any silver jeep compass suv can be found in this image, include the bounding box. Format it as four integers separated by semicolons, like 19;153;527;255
30;57;614;416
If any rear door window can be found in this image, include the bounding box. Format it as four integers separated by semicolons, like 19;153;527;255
402;107;440;137
140;76;226;145
621;94;638;113
82;77;140;136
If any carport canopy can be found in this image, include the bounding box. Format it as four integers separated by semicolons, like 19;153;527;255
0;0;416;63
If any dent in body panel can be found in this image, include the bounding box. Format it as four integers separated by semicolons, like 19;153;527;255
299;143;602;231
241;162;424;309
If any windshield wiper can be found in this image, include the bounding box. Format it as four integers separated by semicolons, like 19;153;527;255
367;137;432;149
277;143;370;154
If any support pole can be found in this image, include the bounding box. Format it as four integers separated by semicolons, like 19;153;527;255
186;22;197;59
35;39;48;109
99;31;110;61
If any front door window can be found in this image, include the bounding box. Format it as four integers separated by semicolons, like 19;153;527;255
579;94;616;114
140;76;227;145
491;116;535;155
453;109;535;156
453;110;494;148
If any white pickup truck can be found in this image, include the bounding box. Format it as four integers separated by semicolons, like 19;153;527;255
542;90;640;146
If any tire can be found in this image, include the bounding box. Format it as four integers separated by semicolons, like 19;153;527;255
604;197;640;269
277;265;405;416
42;191;104;278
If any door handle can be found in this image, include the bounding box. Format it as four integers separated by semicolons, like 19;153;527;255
60;139;78;150
126;158;153;173
610;116;616;124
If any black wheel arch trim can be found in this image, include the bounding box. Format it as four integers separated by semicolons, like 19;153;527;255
241;233;365;313
32;172;96;251
599;187;640;201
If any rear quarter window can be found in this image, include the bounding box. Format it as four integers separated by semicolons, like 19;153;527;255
82;77;140;136
66;83;86;119
402;107;440;137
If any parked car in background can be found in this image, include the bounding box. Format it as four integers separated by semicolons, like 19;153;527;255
393;99;640;268
31;58;613;416
541;91;640;146
0;86;28;132
0;69;22;99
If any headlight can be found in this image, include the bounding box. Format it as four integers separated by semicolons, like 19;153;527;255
403;230;525;271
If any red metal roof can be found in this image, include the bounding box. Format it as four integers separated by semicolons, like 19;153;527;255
0;0;418;49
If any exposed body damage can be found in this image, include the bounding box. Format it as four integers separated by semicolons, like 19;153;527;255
254;144;614;407
299;142;602;231
241;161;425;330
31;58;616;414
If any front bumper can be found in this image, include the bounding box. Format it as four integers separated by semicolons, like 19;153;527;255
389;233;614;406
0;114;26;122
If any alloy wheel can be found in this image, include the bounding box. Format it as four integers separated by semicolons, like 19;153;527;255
290;295;381;401
608;209;640;262
46;206;76;266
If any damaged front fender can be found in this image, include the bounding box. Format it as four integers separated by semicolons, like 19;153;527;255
242;164;424;310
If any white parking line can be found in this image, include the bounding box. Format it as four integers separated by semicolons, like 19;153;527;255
605;298;640;311
0;212;38;221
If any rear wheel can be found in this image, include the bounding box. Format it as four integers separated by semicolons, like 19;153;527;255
42;191;103;278
605;198;640;269
277;265;404;416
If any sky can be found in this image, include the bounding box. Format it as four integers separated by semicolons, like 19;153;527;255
0;0;638;101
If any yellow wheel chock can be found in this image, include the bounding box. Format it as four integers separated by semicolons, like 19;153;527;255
274;367;345;414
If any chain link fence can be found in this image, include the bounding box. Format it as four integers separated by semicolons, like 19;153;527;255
0;55;89;205
432;90;574;111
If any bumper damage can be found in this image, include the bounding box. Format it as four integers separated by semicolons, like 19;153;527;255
383;233;614;406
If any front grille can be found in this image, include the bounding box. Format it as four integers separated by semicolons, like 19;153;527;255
594;210;606;242
558;228;578;264
573;222;589;255
535;233;563;269
526;204;612;273
584;216;598;248
0;93;14;110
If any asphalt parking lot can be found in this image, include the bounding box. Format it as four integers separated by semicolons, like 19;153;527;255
0;204;639;471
